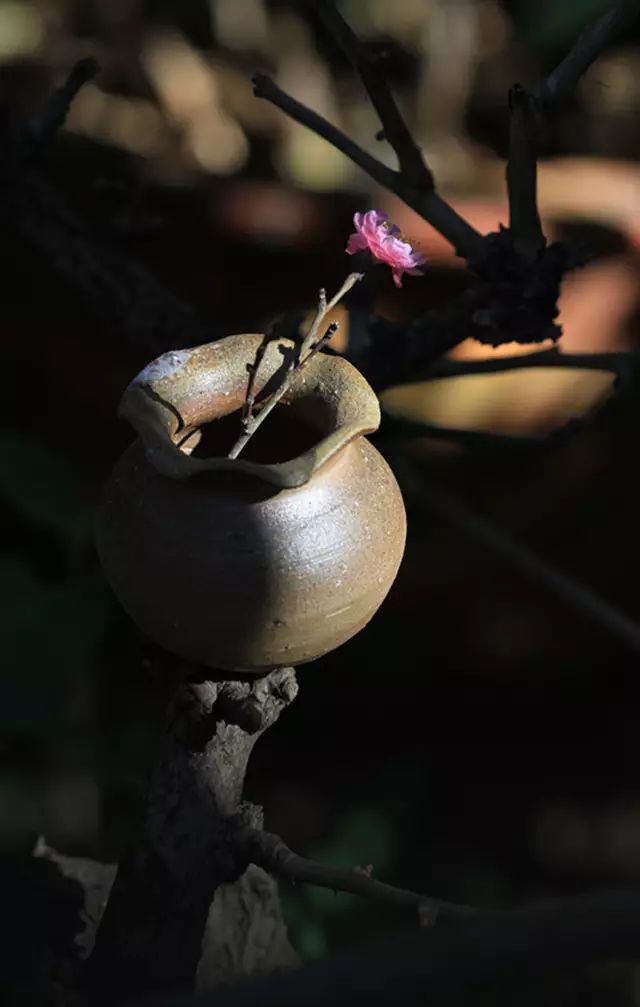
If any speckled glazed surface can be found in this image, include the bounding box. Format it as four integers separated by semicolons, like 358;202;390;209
98;333;407;672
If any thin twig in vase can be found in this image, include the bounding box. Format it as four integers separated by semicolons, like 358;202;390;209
228;273;362;460
298;319;339;371
242;331;272;427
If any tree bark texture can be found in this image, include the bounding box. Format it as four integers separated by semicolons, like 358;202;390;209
85;667;298;1001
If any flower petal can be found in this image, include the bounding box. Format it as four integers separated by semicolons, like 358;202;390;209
346;232;369;254
345;208;426;285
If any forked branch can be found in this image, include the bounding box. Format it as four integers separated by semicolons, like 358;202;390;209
310;0;432;187
256;0;639;275
506;0;640;252
228;273;362;459
251;72;483;260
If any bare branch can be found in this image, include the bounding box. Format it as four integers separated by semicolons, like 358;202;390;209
236;827;476;923
29;58;99;147
251;73;484;260
382;415;552;452
242;332;272;428
252;71;393;185
533;0;640;108
504;1;640;260
310;0;432;186
1;58;98;208
300;274;360;357
378;346;638;450
425;348;638;383
228;273;362;459
506;85;544;257
299;320;339;369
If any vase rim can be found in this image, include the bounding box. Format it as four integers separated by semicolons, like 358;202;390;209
118;333;381;488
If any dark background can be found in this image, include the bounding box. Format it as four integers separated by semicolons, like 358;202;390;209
3;0;640;1000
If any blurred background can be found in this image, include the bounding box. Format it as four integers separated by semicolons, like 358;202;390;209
3;0;640;1002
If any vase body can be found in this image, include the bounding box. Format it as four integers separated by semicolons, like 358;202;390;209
98;333;406;672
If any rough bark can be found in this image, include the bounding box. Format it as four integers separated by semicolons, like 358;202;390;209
34;836;117;961
196;864;299;991
85;667;298;1002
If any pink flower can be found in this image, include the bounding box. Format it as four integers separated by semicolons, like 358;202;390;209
346;210;426;288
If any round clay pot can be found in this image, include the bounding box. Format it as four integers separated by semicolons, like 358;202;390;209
98;333;406;673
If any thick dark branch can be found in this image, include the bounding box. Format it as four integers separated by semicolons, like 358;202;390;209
506;85;543;257
252;71;395;186
425;348;638;383
236;827;476;923
251;73;484;260
310;0;431;186
381;415;551;453
347;280;619;394
380;345;639;450
533;0;640;108
504;1;640;261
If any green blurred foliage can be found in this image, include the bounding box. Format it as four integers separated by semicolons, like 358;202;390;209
281;761;434;960
0;557;109;738
518;0;613;48
281;804;395;960
0;431;91;553
0;431;110;744
279;753;519;961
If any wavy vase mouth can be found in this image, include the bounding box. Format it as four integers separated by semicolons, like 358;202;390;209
119;333;382;488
